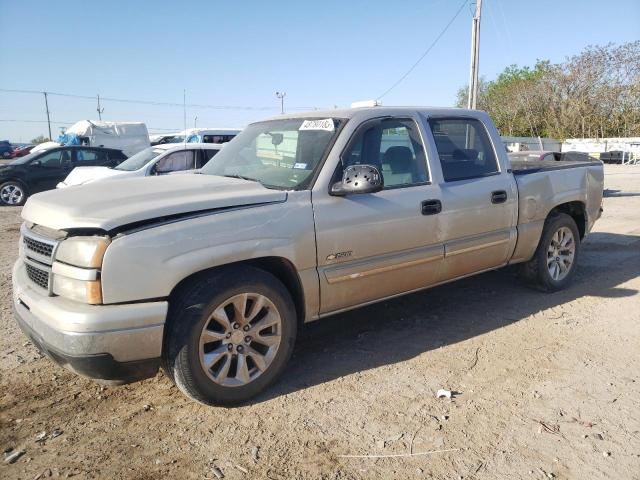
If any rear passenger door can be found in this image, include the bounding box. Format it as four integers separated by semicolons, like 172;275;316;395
426;117;518;281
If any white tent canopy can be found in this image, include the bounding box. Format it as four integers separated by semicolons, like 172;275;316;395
32;120;150;157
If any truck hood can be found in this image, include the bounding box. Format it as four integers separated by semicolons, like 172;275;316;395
60;166;129;187
22;174;287;231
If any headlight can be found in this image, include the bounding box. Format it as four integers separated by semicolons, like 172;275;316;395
52;236;110;304
52;275;102;304
55;236;110;268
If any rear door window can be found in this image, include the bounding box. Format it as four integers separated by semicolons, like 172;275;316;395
428;118;499;182
75;149;108;164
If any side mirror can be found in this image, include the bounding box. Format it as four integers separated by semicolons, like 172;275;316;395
31;160;41;166
330;164;383;196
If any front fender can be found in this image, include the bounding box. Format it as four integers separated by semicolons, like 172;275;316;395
100;193;316;304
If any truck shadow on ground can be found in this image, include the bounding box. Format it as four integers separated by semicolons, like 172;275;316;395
604;188;640;198
257;231;640;403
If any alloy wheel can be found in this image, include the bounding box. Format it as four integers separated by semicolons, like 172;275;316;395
0;184;24;205
198;293;282;387
547;226;575;281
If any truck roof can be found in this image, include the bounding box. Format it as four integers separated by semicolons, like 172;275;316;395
261;106;485;122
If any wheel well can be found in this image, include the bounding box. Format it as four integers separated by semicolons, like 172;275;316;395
549;201;586;238
169;257;306;324
1;178;28;191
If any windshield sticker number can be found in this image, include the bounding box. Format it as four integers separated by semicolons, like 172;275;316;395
299;119;334;132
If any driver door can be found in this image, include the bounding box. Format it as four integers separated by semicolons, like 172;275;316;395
312;117;444;314
152;150;196;175
29;149;74;193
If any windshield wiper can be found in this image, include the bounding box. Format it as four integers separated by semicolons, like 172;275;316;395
222;174;260;183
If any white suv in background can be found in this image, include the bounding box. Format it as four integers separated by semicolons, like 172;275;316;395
57;143;223;188
170;128;241;144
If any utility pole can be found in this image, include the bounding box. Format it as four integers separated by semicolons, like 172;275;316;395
467;0;483;109
183;89;187;142
96;94;104;120
275;91;286;114
43;91;52;140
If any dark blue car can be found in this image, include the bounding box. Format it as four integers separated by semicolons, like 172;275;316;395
0;141;13;159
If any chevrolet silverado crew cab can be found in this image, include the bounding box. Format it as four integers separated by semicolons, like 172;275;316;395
13;107;604;406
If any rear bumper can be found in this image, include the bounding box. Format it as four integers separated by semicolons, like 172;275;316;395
12;260;168;384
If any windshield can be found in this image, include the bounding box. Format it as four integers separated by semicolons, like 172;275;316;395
200;118;343;190
115;147;165;171
169;135;186;143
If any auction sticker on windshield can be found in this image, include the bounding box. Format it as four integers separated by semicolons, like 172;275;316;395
299;119;334;131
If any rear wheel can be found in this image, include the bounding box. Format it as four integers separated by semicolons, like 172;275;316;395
0;181;27;206
163;266;297;406
519;213;580;291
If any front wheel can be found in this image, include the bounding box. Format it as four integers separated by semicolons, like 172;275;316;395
519;212;580;291
0;181;27;206
163;266;297;406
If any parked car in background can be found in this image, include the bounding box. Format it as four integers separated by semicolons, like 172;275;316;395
10;145;35;158
57;143;222;188
0;146;127;205
170;128;241;144
508;150;594;163
12;107;603;405
150;134;178;146
0;141;13;159
509;150;561;162
599;150;626;164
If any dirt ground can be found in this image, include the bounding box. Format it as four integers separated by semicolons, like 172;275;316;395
1;164;639;480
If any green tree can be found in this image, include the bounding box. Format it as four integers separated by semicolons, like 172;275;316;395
455;41;640;140
30;135;50;144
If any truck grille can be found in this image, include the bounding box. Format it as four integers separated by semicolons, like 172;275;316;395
25;263;50;290
23;236;54;258
21;224;59;293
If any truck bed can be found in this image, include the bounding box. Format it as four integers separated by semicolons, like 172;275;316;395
511;158;602;175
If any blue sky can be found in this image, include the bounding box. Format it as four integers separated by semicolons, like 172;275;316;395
1;0;639;142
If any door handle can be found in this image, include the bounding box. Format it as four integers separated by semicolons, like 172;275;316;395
491;190;507;204
421;199;442;215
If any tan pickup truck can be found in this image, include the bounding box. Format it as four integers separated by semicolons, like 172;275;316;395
13;107;604;405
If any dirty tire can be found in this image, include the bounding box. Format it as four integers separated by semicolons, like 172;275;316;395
519;212;580;292
0;181;28;206
163;266;297;406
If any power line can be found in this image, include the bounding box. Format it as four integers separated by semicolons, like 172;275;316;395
0;88;317;111
0;119;73;125
377;0;468;101
0;119;180;132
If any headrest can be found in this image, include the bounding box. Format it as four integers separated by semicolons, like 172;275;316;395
383;146;413;173
452;148;479;161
